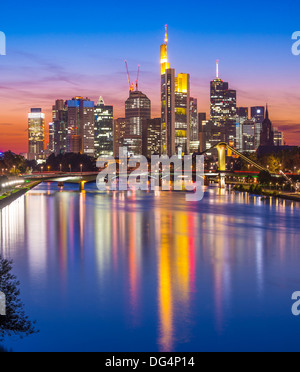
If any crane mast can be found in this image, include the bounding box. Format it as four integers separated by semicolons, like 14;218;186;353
125;60;140;92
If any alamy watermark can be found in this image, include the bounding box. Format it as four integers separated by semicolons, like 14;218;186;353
0;31;6;56
292;291;300;316
292;32;300;56
0;291;6;316
96;147;205;202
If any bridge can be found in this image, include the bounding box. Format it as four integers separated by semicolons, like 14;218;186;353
24;172;98;191
23;144;270;191
201;142;268;188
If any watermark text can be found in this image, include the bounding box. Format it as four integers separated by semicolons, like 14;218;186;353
0;291;6;316
0;31;6;56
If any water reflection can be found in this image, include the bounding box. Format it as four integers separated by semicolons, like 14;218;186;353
1;183;300;351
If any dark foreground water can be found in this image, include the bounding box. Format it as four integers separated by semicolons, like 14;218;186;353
1;182;300;351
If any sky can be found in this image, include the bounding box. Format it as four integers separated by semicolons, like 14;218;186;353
0;0;299;153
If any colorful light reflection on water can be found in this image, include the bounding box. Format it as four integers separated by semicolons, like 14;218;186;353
1;183;300;351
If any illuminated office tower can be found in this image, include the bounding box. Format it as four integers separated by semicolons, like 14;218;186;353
198;113;207;152
113;118;126;157
52;99;68;155
160;26;191;156
66;97;95;155
94;96;113;157
48;122;54;153
236;107;249;151
28;108;45;160
273;128;284;146
210;60;236;144
124;90;151;155
142;118;162;158
251;106;265;148
239;120;255;152
161;66;175;156
189;97;198;142
175;73;190;154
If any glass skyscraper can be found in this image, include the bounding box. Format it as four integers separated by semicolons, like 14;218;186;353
28;108;45;160
124;90;151;155
94;96;113;157
66;97;95;155
210;63;236;145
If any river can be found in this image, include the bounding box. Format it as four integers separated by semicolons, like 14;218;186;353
1;182;300;351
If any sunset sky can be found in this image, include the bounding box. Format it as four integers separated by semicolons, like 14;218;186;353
0;0;299;153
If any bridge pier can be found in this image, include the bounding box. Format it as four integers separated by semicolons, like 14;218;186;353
219;173;226;189
79;181;86;192
216;143;227;189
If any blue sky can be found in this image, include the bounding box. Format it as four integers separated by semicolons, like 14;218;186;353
0;0;299;151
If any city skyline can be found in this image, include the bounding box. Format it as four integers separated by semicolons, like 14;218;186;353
0;1;299;153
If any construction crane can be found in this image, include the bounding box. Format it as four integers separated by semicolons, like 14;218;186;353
125;60;140;92
135;64;140;91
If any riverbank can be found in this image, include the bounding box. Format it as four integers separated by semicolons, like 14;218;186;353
232;183;300;202
0;181;41;209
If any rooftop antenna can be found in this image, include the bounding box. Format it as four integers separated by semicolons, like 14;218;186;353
165;24;168;45
216;59;219;79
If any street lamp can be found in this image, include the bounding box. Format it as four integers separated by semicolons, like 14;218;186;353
59;164;62;172
47;165;50;172
80;164;83;174
69;164;71;173
13;165;16;175
41;166;44;174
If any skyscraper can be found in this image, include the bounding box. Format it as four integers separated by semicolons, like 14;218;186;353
94;96;113;157
198;113;207;152
251;106;265;148
210;61;236;144
28;108;45;160
236;107;249;151
142;118;162;158
175;73;190;154
52;99;68;155
113;118;126;157
124;90;151;155
189;97;198;142
66;97;95;155
273;128;284;146
48;122;54;153
260;106;274;147
160;26;191;156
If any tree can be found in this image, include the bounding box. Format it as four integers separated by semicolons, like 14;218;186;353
0;256;38;342
258;170;272;185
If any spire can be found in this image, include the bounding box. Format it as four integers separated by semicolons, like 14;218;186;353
265;104;269;119
216;59;219;78
97;96;105;106
164;24;168;45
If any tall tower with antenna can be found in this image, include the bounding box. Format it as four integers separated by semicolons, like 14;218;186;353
210;60;237;145
160;25;190;156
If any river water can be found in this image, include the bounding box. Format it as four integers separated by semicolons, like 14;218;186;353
1;182;300;351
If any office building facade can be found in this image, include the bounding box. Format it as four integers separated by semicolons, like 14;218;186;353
28;108;45;160
66;97;95;155
52;99;68;155
160;26;191;156
94;96;113;157
124;90;151;155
